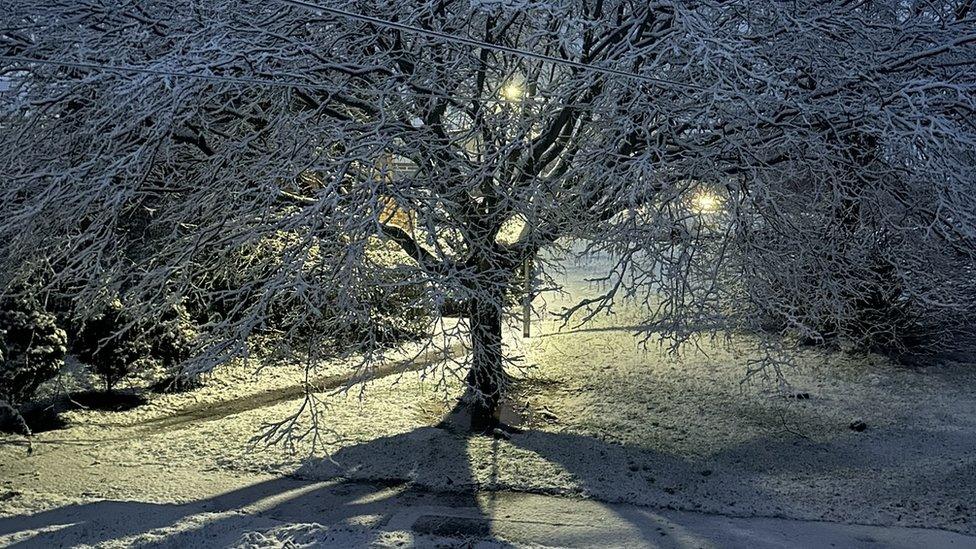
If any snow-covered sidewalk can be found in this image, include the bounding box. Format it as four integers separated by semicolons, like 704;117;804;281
3;470;976;548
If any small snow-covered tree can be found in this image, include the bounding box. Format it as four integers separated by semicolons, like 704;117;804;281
1;0;975;433
0;293;67;407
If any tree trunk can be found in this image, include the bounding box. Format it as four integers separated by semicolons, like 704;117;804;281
467;292;504;432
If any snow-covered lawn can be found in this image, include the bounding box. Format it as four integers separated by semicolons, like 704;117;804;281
1;255;975;547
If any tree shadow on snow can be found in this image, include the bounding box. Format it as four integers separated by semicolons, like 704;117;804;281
0;413;500;547
0;476;495;547
1;399;972;547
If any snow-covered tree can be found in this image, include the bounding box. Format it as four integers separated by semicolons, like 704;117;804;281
1;0;974;433
0;292;67;409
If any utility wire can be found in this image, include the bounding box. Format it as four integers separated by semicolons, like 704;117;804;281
3;3;705;93
275;0;705;91
0;54;340;92
0;54;633;110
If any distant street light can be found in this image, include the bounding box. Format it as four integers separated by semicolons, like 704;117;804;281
691;190;721;214
500;81;525;102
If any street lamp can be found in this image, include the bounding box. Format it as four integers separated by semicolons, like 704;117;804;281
500;80;525;102
691;190;721;214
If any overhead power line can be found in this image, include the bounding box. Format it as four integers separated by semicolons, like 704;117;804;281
274;0;705;91
0;54;607;110
3;4;704;93
0;54;315;90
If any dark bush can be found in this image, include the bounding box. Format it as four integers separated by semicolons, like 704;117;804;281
184;238;433;353
72;299;152;392
0;294;67;406
146;303;196;367
71;299;195;392
357;274;432;344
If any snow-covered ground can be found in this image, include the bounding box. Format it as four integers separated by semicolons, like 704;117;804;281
2;248;976;547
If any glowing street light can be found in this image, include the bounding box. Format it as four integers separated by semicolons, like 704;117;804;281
691;190;722;214
500;80;525;102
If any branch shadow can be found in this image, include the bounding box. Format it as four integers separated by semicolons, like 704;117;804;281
0;412;497;547
2;399;973;547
